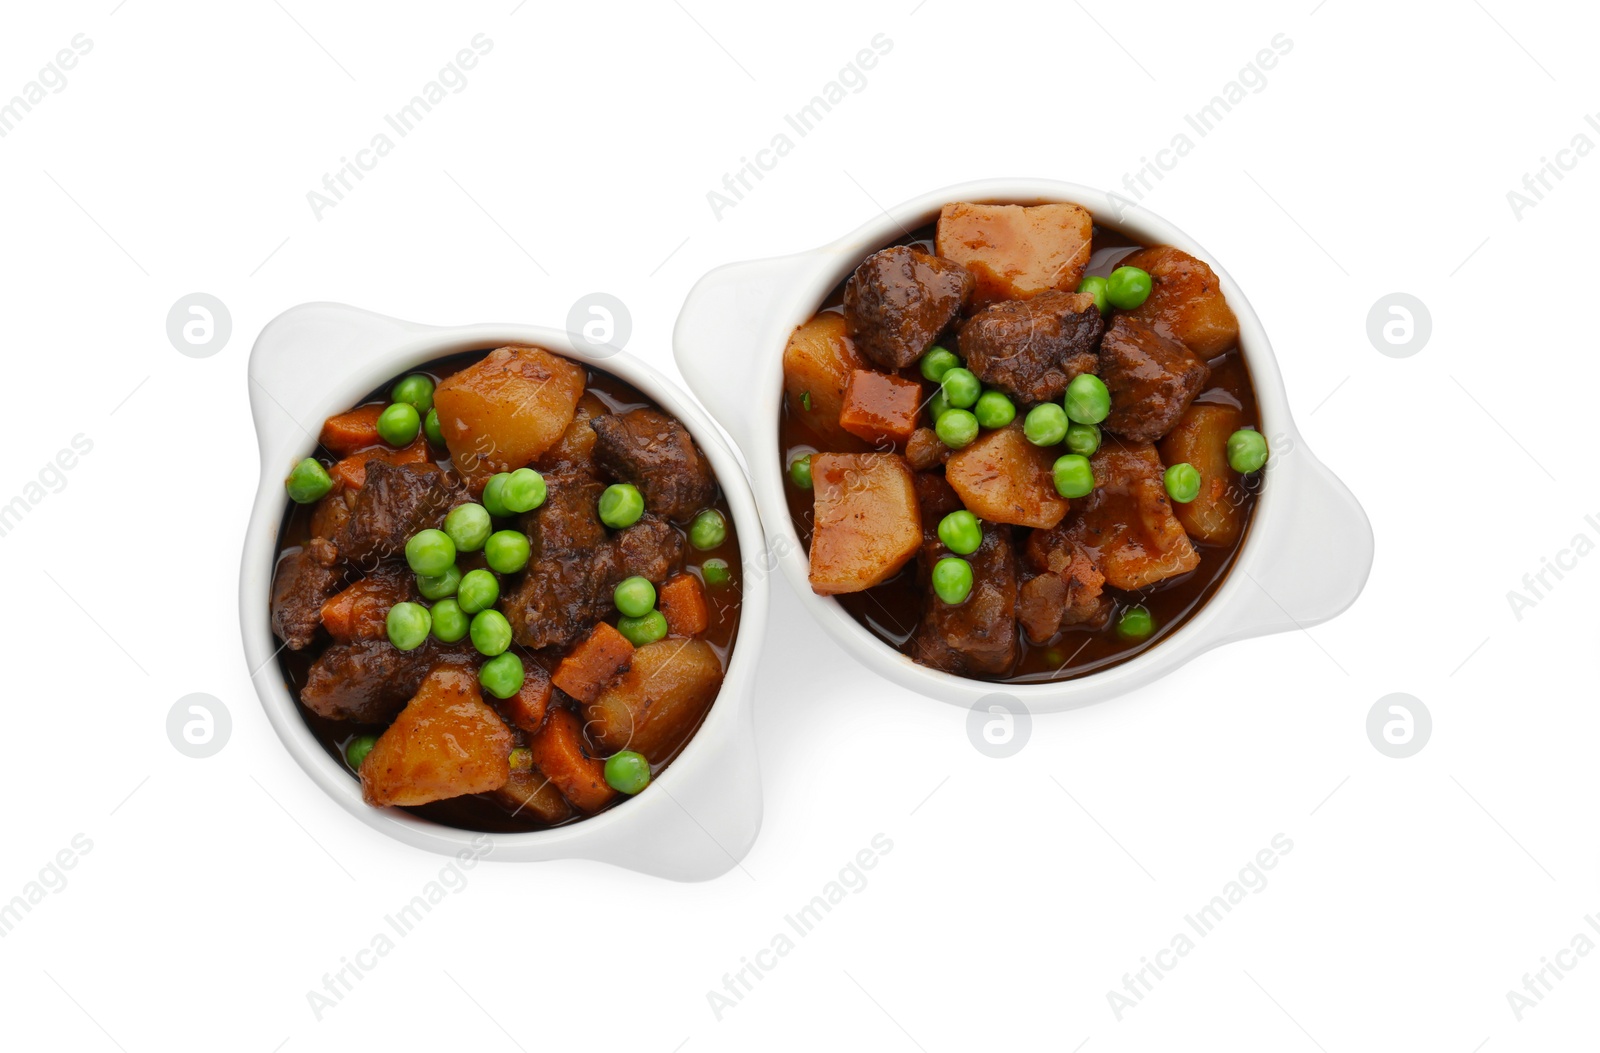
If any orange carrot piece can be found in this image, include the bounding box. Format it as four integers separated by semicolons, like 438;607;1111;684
659;573;709;636
319;404;385;456
839;369;923;447
329;436;431;490
525;708;615;813
500;663;554;732
551;622;634;703
319;575;406;641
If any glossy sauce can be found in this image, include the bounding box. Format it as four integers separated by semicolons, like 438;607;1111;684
779;223;1261;683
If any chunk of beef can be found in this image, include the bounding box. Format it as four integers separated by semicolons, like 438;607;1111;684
502;474;609;650
271;546;345;650
958;290;1103;404
1099;315;1209;443
843;246;974;369
1118;245;1239;357
334;460;466;569
609;515;684;584
905;427;951;471
590;408;717;521
1040;443;1199;591
1018;534;1112;641
300;639;474;724
906;471;1017;676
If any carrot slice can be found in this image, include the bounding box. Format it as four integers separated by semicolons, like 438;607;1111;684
499;663;554;732
329;436;431;490
551;622;634;703
659;573;709;636
319;404;385;456
525;708;615;813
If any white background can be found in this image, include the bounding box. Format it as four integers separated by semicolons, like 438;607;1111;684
1;0;1594;1049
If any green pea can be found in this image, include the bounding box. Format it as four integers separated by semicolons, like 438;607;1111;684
614;576;657;619
1106;266;1153;310
599;483;645;529
386;601;431;651
937;510;982;555
503;468;547;514
1064;374;1111;425
1116;605;1155;641
1164;462;1201;504
391;374;435;416
457;568;500;614
931;557;973;605
470;609;512;656
973;390;1016;429
941;367;981;409
928;390;952;423
1023;403;1068;446
935;408;979;449
479;653;524;700
444;503;492;552
604;750;651;795
416;563;462;600
345;734;378;769
701;558;732;586
1065;422;1101;457
482;473;514;518
1077;274;1110;315
919;345;961;382
430;598;469;643
1227;428;1269;473
405;529;455;576
377;402;421;447
484;530;530;574
285;458;333;504
689;509;727;550
1052;454;1095;499
788;452;813;490
423;408;445;448
617;609;668;647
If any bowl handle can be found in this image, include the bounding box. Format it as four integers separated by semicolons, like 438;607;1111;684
673;252;833;452
1212;439;1374;645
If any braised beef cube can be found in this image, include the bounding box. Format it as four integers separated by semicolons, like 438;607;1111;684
301;639;474;724
1019;531;1112;640
843;246;974;369
958;290;1103;404
270;546;345;650
912;469;964;521
905;427;951;471
591;408;717;522
1099;316;1209;443
610;515;684;584
524;474;607;558
335;460;465;568
504;473;611;650
908;524;1018;677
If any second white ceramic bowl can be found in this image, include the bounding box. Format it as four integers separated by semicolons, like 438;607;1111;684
674;178;1372;713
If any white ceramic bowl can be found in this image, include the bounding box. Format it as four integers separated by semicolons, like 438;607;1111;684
674;178;1372;713
239;303;767;881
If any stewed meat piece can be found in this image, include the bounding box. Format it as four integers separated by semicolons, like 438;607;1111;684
270;542;345;650
1018;534;1112;640
609;515;684;585
1098;315;1209;443
957;290;1103;404
1043;443;1200;591
591;408;717;521
334;460;466;568
843;246;974;369
502;474;610;650
906;473;1018;676
300;639;475;724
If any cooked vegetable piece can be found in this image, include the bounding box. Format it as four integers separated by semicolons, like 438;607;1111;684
318;405;384;456
1052;454;1095;499
935;408;979;449
944;424;1070;529
843;246;974;369
598;484;645;529
941;368;981;409
604;750;651;794
701;558;732;586
1065;374;1111;425
525;707;616;813
457;568;499;614
1023;404;1068;447
444;503;492;552
1117;605;1155;640
688;509;727;550
807;453;922;595
973;390;1016;429
405;529;455;576
659;572;709;636
935;201;1093;308
932;557;973;604
360;665;513;807
938;510;983;555
377;403;421;447
1163;462;1201;504
386;602;432;651
391;374;435;415
1077;275;1110;314
919;345;960;382
1105;266;1153;310
1227;428;1269;473
470;609;513;656
1159;403;1245;545
1099;315;1209;443
345;734;377;769
320;564;416;642
585;638;724;761
957;290;1102;404
617;610;668;646
433;346;587;492
498;662;553;732
502;468;547;514
838;369;923;446
782;313;870;447
551;621;635;703
491;768;574;825
788;452;813;489
328;435;432;491
1118;245;1240;356
613;576;656;619
484;530;531;573
430;598;468;643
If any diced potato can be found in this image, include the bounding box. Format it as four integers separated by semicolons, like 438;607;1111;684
525;707;615;813
361;666;513;807
319;404;384;456
498;663;554;732
659;573;709;636
808;453;922;595
1119;246;1240;357
839;369;923;447
944;424;1070;529
585;639;723;761
551;622;634;703
1159;403;1245;546
936;202;1092;308
491;768;574;825
434;346;587;492
329;435;431;490
783;313;869;448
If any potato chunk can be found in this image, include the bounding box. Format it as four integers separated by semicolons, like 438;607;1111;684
433;346;586;492
361;666;513;807
839;369;923;447
944;424;1069;529
585;638;724;761
1159;403;1245;546
936;202;1092;308
1119;246;1240;357
807;453;922;594
783;313;869;448
491;769;573;826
